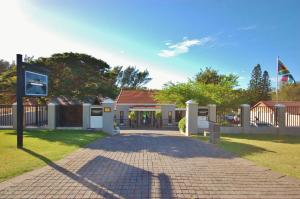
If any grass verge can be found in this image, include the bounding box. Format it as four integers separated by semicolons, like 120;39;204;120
0;129;106;182
193;133;300;179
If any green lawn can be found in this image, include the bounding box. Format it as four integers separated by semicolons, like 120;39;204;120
0;129;106;182
193;133;300;179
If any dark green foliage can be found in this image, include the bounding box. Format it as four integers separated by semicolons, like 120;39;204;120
261;71;271;99
195;67;239;87
0;59;10;73
272;83;300;101
117;66;152;89
178;117;186;132
248;64;272;104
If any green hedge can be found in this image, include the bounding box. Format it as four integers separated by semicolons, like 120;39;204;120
178;117;186;132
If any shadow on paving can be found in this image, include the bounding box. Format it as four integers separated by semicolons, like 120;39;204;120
87;132;271;159
22;148;173;199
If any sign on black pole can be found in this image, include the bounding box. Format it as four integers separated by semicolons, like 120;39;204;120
16;54;24;148
16;54;48;148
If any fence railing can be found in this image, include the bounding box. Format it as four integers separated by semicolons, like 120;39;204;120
286;106;300;127
0;105;13;127
250;106;277;127
216;107;241;127
24;105;48;127
56;105;83;127
115;119;178;129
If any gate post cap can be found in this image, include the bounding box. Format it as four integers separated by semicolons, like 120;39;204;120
48;102;56;106
275;104;285;107
103;98;115;104
240;104;250;107
186;100;197;104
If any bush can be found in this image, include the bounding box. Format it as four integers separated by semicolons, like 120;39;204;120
178;117;186;132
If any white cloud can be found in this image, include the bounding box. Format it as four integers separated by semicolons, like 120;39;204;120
158;37;213;58
237;25;257;31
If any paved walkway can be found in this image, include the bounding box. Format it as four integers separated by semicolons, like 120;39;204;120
1;130;300;199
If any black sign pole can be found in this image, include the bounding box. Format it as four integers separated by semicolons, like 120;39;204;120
16;54;24;148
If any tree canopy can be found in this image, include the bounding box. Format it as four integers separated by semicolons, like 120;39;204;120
0;53;153;104
117;66;152;89
195;67;239;87
272;83;300;101
155;81;245;108
248;64;272;104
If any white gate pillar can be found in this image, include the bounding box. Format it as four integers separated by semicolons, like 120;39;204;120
82;103;91;129
208;104;216;122
185;100;198;136
47;103;57;130
240;104;250;133
102;98;117;135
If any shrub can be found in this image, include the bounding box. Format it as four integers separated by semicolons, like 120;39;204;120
128;111;137;120
178;117;186;132
155;111;162;119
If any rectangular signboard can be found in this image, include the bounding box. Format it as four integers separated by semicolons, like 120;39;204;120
24;71;48;96
91;108;103;116
198;108;208;116
104;107;111;112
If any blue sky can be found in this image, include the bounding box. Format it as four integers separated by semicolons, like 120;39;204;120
0;0;299;89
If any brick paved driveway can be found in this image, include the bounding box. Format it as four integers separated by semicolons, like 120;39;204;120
1;130;300;199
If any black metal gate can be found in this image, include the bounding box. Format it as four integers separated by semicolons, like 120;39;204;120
56;105;83;127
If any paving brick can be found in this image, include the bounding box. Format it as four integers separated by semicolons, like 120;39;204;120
0;130;300;198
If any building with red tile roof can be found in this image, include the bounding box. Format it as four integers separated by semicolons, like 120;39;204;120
115;89;185;128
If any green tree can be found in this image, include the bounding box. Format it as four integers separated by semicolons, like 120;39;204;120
272;83;300;101
0;59;10;73
117;66;152;89
32;52;119;100
248;64;272;104
195;67;238;87
249;64;262;91
261;70;272;100
155;81;242;108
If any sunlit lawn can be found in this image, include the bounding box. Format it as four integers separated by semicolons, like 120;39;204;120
193;133;300;179
0;129;106;182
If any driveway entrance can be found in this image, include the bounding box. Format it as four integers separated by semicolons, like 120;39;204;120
1;130;300;198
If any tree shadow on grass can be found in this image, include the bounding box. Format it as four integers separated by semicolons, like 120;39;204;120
5;129;106;147
222;134;300;144
219;137;277;157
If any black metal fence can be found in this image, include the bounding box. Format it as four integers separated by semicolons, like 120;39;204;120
0;105;13;127
24;105;48;127
216;106;241;127
56;105;83;127
115;119;178;129
286;106;300;127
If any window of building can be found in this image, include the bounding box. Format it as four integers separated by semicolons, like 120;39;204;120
168;111;172;124
120;111;124;124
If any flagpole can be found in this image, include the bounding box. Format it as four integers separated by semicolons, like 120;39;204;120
276;56;279;103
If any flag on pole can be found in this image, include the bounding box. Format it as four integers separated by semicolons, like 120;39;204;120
278;60;290;75
281;74;296;84
277;59;296;84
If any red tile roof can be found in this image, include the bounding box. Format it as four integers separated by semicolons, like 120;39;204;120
252;101;300;108
116;90;158;104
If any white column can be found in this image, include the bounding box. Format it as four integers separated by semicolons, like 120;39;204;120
47;103;56;130
208;104;216;122
275;104;286;134
185;100;198;136
102;98;116;135
12;102;17;129
240;104;250;133
82;103;91;129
